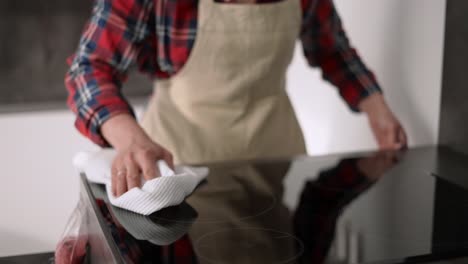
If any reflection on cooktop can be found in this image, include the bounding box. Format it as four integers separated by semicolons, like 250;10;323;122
86;147;468;263
154;164;281;224
194;227;304;264
110;203;197;245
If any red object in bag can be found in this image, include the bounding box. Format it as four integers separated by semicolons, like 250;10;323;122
55;235;88;264
55;199;89;264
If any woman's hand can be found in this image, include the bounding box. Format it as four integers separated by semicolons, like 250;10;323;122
101;114;174;197
359;93;407;150
110;139;173;197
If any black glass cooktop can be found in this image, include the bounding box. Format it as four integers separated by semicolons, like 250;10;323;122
84;146;468;264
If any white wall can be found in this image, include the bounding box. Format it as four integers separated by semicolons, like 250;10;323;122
0;110;94;256
0;0;446;257
288;0;446;155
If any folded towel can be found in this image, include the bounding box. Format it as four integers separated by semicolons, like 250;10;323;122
73;149;208;215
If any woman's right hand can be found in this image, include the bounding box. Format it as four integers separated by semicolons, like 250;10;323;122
111;139;173;197
101;114;174;197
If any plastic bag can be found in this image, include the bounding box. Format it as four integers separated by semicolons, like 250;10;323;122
55;198;89;264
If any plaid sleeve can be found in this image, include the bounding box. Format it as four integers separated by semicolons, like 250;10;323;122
65;0;155;146
300;0;382;112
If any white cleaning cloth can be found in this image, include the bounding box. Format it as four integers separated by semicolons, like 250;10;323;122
73;149;208;215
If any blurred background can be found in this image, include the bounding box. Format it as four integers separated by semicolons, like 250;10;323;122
0;0;450;257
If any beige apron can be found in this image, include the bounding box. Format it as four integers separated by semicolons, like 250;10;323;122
141;0;306;165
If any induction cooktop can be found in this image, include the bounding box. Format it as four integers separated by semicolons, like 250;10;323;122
83;146;468;264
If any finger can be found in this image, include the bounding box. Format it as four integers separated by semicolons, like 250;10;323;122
377;140;387;150
390;127;405;150
398;127;408;148
111;157;125;196
125;156;140;191
163;150;175;169
136;151;158;181
379;129;394;150
384;126;401;150
111;164;118;196
392;128;403;149
115;168;128;197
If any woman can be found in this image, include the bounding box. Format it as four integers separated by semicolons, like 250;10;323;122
66;0;406;197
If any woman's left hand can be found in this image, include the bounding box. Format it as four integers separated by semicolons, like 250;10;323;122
359;93;407;150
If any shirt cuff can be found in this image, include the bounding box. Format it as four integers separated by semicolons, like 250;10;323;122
74;97;135;147
346;83;383;113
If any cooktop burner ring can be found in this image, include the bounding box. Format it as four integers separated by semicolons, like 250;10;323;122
193;227;305;264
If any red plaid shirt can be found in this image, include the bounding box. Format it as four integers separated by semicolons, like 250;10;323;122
66;0;382;146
